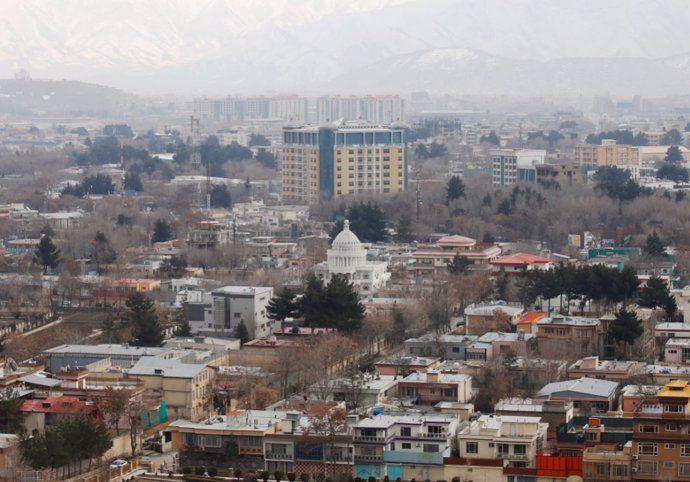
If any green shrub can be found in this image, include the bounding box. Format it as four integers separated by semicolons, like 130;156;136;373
208;467;218;477
195;466;206;476
261;471;270;482
287;473;296;482
235;468;243;479
182;467;192;475
275;471;284;481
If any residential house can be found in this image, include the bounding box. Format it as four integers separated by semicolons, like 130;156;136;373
495;398;574;435
535;377;619;415
464;331;536;362
490;253;553;275
664;338;690;364
536;315;600;361
374;356;441;377
409;235;501;277
456;414;548;469
43;344;168;373
397;371;472;406
353;413;457;480
464;302;524;336
128;357;214;422
582;442;633;481
568;356;645;382
403;334;477;360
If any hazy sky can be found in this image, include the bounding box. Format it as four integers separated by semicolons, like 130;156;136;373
2;0;689;95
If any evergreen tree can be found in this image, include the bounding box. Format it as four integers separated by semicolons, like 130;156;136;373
428;143;447;157
34;235;61;274
656;163;689;182
480;131;500;146
123;172;143;192
300;274;327;328
447;254;471;276
126;292;164;347
638;276;677;318
414;143;429;159
92;231;116;271
0;388;24;434
159;255;187;278
662;129;683;146
644;230;666;257
324;274;366;333
331;202;388;242
446;176;465;204
267;287;300;324
608;308;643;358
396;213;414;243
210;184;232;208
234;320;250;345
151;219;173;244
664;145;684;163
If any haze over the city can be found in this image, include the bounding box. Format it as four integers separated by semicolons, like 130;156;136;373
3;0;690;96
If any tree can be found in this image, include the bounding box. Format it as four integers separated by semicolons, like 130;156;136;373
656;163;689;182
123;172;143;192
664;145;683;163
92;231;116;272
662;129;682;146
151;219;173;244
480;131;500;146
210;184;232;208
607;308;643;358
429;142;447;157
81;174;115;195
446;176;465;204
96;387;131;435
447;254;471;276
159;255;187;278
304;407;349;476
638;276;677;318
0;388;24;434
248;134;271;147
331;202;388;243
324;274;366;332
300;274;327;328
234;320;250;345
267;287;300;325
414;143;429;159
126;292;164;347
256;150;277;168
396;213;414;243
644;230;666;258
103;124;134;138
34;235;61;274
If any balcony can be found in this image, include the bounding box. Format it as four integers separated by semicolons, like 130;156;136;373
418;432;449;440
325;453;354;463
354;454;383;462
265;452;293;461
383;451;443;465
497;453;529;461
354;435;388;443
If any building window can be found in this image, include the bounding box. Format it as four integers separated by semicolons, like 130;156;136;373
667;423;678;431
665;404;684;412
466;442;478;454
400;427;411;437
613;465;628;477
638;424;658;433
638;442;658;455
595;464;607;476
401;443;411;450
513;445;527;455
680;463;690;476
637;461;657;474
423;444;438;453
666;443;676;449
682;444;690;457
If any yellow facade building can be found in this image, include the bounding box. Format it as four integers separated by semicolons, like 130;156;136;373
281;122;407;204
574;139;639;167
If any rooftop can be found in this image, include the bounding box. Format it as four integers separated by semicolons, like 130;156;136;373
465;302;524;317
169;410;284;432
536;377;618;399
491;253;552;265
537;315;599;327
658;380;690;398
212;286;273;296
128;357;207;379
400;371;471;384
43;344;167;357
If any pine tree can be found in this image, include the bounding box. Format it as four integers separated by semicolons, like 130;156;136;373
300;274;327;328
446;176;465;204
151;219;173;244
608;308;643;358
34;235;61;274
644;231;666;258
127;292;164;347
123;172;143;192
267;287;300;325
324;274;366;333
234;320;250;345
447;254;471;276
638;276;677;318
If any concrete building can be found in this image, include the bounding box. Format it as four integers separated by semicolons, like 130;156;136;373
664;338;690;364
582;442;633;481
313;220;390;294
536;315;600;361
43;344;168;373
535;162;584;185
631;380;690;481
574;139;639;167
410;235;502;278
464;331;536;361
128;357;214;421
492;149;546;187
397;371;472;405
464;301;524;336
316;95;404;124
403;334;478;360
535;377;619;414
567;356;645;381
353;413;457;480
281;121;407;204
212;286;274;339
456;414;548;469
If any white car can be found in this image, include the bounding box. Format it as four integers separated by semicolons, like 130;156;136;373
110;459;129;469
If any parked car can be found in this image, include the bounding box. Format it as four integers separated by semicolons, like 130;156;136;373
110;459;129;470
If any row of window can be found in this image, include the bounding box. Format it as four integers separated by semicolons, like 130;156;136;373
636;461;690;476
638;442;690;456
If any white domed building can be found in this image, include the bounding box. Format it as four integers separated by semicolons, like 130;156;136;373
314;220;390;293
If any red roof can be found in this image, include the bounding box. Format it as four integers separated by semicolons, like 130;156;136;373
517;312;547;325
21;396;97;415
491;253;552;266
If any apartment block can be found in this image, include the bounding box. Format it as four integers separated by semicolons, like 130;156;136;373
574;139;639;167
316;95;404;124
492;149;546;187
281;122;407;204
631;380;690;481
353;413;457;480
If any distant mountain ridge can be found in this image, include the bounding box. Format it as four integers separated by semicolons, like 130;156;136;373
3;0;690;95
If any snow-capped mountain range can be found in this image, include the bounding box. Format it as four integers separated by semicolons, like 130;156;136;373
2;0;690;96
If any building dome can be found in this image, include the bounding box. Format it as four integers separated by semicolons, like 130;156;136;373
328;220;367;274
